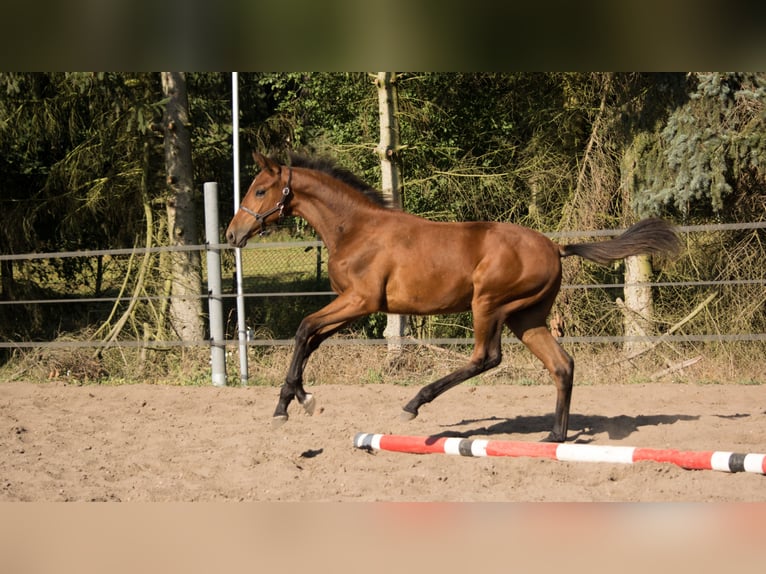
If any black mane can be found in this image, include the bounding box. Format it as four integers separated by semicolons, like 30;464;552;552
288;153;390;207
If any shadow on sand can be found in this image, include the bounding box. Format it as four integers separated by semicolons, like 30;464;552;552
431;412;718;443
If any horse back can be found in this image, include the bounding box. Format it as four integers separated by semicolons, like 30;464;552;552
330;213;561;315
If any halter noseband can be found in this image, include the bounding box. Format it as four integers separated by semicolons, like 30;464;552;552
239;166;293;234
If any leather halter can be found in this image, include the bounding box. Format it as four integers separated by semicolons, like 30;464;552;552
238;167;293;234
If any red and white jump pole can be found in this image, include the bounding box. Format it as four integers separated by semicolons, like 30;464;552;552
353;433;766;474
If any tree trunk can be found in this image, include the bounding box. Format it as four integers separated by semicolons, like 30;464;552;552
622;254;654;355
0;260;13;300
620;144;654;355
161;72;203;342
375;72;407;359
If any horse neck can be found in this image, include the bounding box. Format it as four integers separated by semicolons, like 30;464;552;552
291;171;382;248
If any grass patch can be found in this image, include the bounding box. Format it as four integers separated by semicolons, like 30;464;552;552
2;334;764;389
737;379;763;386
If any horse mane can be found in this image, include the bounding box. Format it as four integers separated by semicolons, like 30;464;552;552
288;153;390;208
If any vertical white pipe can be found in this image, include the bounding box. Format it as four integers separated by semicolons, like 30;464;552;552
232;72;248;385
203;182;226;387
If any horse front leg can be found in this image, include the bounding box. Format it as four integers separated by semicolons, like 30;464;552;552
272;293;369;427
272;329;316;425
272;320;333;426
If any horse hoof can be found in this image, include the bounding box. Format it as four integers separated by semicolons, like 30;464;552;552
300;393;316;416
272;415;289;429
541;432;565;443
400;409;417;422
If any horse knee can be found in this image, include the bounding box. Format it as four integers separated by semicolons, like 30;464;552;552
294;320;313;345
552;354;574;387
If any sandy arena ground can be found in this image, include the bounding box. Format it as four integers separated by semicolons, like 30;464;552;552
1;380;765;501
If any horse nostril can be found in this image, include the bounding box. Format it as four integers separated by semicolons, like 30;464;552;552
226;230;235;245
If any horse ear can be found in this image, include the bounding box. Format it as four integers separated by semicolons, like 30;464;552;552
252;152;280;174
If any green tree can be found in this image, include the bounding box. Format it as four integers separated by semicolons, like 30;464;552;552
0;73;163;297
631;72;766;221
0;72;218;347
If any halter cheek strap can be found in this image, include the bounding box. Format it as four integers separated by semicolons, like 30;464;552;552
239;167;293;233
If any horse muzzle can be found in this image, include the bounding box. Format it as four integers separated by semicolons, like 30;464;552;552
225;225;252;248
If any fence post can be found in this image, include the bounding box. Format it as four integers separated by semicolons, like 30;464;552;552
203;182;227;387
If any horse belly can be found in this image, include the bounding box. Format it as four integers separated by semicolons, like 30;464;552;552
383;255;474;315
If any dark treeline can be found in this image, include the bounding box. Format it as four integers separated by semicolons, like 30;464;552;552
1;73;764;354
3;73;764;255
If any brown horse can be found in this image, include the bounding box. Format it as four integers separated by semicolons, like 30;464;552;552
226;153;679;442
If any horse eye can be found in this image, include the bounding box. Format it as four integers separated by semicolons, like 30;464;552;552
255;189;266;197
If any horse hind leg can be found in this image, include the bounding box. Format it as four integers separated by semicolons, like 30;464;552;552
402;314;504;419
400;359;497;421
508;315;574;442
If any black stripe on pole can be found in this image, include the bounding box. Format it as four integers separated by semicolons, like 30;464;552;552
355;433;374;450
728;453;747;473
458;439;474;457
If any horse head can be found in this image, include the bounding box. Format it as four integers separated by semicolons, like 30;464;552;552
226;152;292;247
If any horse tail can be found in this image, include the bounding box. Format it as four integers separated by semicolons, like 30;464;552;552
559;218;680;265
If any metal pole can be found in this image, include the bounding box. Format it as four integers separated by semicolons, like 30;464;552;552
232;72;249;385
203;182;226;387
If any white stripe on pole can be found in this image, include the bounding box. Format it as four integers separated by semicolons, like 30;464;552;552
710;451;733;472
471;439;489;457
744;453;765;473
443;437;463;456
232;72;248;385
556;444;636;464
